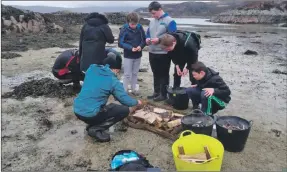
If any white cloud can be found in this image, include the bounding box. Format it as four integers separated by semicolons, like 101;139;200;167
1;1;188;8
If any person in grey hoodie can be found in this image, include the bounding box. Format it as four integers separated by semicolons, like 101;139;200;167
145;1;177;102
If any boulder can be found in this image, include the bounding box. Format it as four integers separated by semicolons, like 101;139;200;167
10;16;18;24
19;15;24;22
2;19;12;27
278;23;287;27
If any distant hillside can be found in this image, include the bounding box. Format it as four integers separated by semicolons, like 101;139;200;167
10;5;142;13
134;1;246;17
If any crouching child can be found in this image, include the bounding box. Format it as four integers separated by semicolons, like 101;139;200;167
186;61;231;115
73;54;142;142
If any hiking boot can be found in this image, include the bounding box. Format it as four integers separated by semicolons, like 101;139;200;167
147;93;159;99
88;128;111;142
153;95;167;102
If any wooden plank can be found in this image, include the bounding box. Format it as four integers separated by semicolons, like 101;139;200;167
167;119;181;128
179;153;207;160
173;113;184;117
204;146;211;160
153;107;168;114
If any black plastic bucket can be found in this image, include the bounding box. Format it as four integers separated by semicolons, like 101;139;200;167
181;110;215;136
166;87;189;110
215;116;253;152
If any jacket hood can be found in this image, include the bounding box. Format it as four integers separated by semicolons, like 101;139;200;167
85;12;108;26
203;67;219;81
90;64;115;77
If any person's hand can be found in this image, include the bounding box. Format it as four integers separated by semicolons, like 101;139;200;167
182;68;189;76
136;46;142;52
203;88;214;97
137;100;142;105
191;84;197;88
146;38;151;45
132;47;137;52
151;38;159;45
176;65;183;76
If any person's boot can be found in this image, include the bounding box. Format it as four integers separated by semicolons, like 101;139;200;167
87;127;111;142
147;93;159;99
87;117;118;142
153;94;167;102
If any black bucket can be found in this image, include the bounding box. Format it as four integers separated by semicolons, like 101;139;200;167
181;109;215;136
166;87;189;110
215;116;253;152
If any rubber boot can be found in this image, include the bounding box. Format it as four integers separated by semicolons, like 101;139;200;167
87;117;118;142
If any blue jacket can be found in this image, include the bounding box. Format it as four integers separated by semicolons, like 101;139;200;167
118;23;146;59
74;64;138;117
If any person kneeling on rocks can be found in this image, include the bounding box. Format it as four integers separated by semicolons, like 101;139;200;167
186;61;231;115
52;49;84;90
73;54;142;142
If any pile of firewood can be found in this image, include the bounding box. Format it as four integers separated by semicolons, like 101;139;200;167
129;105;184;131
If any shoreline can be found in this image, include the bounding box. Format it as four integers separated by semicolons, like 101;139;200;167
1;24;286;171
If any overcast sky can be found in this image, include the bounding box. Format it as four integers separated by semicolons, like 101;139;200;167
1;1;193;8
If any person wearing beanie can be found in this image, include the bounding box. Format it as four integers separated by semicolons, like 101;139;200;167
73;54;142;142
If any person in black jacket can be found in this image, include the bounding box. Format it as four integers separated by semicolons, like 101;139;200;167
159;31;201;88
52;49;84;90
186;61;231;115
79;12;114;72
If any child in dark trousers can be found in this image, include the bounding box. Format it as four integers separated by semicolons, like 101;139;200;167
186;61;231;115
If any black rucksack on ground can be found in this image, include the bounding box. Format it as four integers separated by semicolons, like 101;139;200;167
110;150;156;171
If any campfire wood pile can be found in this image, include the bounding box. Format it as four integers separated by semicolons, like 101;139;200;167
127;104;184;134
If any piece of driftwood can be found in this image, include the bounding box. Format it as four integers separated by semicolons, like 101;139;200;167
179;153;207;160
178;145;185;155
123;118;178;140
204;146;211;160
173;113;184;117
153;107;168;114
167;119;181;128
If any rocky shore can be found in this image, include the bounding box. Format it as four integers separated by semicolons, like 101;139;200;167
211;1;287;25
1;5;150;35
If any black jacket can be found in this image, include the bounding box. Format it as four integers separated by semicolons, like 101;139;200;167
168;30;200;69
52;49;80;76
195;68;231;103
79;13;114;72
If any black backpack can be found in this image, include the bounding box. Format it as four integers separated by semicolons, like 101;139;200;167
173;30;202;50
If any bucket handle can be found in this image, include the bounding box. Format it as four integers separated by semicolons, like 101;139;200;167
249;120;253;126
179;130;194;138
191;109;205;116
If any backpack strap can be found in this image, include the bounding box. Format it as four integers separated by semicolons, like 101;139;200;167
58;55;75;76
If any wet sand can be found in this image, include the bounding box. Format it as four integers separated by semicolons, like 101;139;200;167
1;24;287;171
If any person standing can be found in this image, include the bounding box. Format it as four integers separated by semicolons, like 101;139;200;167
145;1;177;102
118;12;146;96
79;12;114;72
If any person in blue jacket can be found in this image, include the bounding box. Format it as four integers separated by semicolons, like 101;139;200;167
74;54;142;142
118;12;146;96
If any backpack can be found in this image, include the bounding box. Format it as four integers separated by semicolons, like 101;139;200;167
173;30;202;50
109;150;155;171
